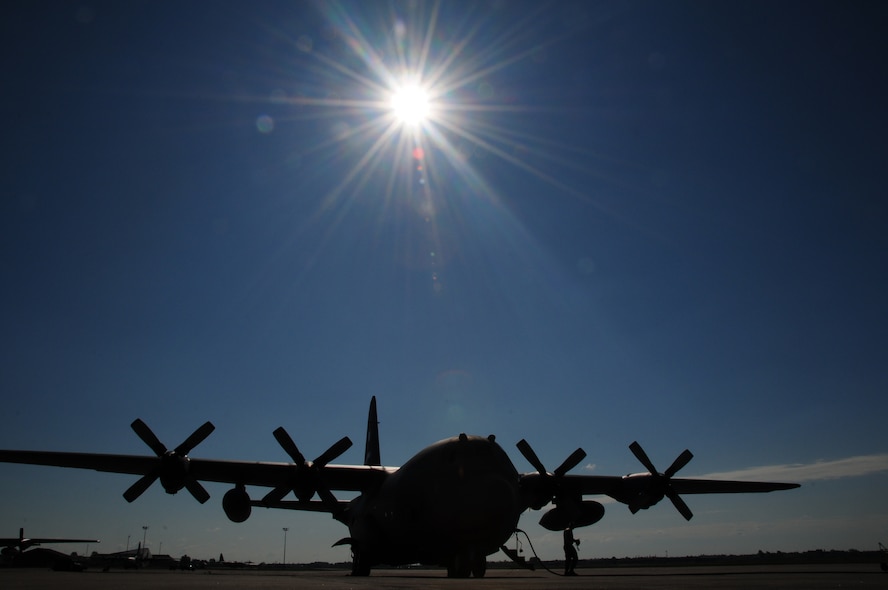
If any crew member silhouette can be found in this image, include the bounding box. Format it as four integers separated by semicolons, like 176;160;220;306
563;525;579;576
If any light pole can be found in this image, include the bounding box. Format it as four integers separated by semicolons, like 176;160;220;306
282;528;289;566
126;535;130;552
142;526;148;556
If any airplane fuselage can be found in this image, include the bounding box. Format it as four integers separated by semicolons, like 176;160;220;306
342;434;523;573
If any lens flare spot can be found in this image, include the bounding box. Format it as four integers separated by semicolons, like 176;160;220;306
256;115;274;133
477;81;495;99
296;35;313;53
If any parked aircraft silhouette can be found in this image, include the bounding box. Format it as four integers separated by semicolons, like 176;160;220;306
0;397;798;577
0;528;98;554
0;528;99;571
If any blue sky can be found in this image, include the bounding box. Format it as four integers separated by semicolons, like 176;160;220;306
2;0;887;564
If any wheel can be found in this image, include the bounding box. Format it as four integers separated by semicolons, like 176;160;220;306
351;562;371;576
350;548;371;576
471;556;487;578
447;554;472;578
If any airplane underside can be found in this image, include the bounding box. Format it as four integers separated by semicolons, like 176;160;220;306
346;537;499;578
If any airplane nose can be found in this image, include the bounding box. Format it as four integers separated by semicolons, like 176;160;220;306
455;474;520;539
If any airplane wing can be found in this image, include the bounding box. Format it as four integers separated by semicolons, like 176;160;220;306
669;478;799;494
0;450;389;492
516;439;799;524
0;416;388;537
560;473;800;500
519;472;798;529
0;419;396;517
562;474;799;497
0;450;157;477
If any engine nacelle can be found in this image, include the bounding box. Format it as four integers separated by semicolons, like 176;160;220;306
539;500;605;531
222;485;252;523
159;453;189;494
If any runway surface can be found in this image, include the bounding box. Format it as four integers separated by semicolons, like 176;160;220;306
1;564;884;589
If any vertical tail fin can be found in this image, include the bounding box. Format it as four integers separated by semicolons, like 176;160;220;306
364;396;381;466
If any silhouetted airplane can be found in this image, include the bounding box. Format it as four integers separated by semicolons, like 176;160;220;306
0;397;798;577
0;528;98;555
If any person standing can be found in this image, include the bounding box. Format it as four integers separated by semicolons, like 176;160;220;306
563;525;579;576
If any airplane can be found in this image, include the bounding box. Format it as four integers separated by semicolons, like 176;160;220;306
0;397;799;577
0;527;98;570
0;528;99;555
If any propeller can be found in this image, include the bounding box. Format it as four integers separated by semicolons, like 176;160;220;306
124;419;214;503
516;439;586;510
262;427;352;509
628;441;694;520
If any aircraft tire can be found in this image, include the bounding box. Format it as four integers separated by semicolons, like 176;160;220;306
350;549;371;576
447;554;472;578
351;563;371;576
471;557;487;578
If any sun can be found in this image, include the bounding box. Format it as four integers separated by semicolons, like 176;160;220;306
390;84;431;126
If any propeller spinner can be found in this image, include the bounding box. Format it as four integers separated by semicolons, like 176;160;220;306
124;419;215;503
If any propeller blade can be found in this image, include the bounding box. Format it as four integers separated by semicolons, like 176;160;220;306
125;420;214;504
262;486;291;504
629;441;658;475
628;442;695;520
313;436;353;468
131;419;167;456
124;470;160;503
184;478;211;504
316;486;339;508
516;439;547;475
664;449;693;478
174;421;215;456
273;427;306;464
553;448;587;477
666;489;694;520
269;430;351;505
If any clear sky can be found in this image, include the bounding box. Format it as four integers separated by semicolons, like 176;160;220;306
2;0;887;565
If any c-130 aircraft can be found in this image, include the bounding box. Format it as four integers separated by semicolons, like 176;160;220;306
0;397;798;577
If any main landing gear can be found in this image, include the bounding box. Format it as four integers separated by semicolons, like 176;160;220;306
447;553;486;578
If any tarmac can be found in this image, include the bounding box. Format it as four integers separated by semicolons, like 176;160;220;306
1;564;885;589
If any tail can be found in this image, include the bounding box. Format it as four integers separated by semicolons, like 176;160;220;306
364;396;381;466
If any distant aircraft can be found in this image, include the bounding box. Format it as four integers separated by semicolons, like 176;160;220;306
0;397;799;577
0;528;98;555
0;527;98;570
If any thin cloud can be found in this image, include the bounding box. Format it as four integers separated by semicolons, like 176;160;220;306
697;453;888;483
